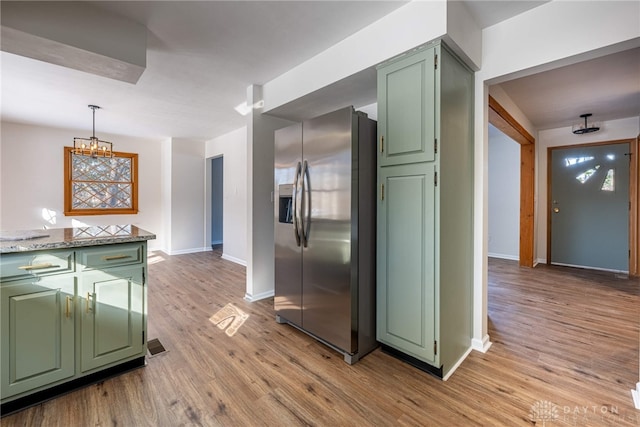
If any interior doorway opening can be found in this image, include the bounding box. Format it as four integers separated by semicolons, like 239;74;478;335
211;156;224;251
488;124;520;261
488;95;535;267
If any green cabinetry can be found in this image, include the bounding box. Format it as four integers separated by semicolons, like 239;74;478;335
1;241;148;410
1;274;75;399
378;163;437;364
79;265;145;372
377;46;436;166
376;41;473;379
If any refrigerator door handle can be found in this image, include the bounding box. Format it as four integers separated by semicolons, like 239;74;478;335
301;160;311;247
292;161;302;247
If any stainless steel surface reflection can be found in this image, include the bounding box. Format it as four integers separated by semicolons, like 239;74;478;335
274;123;303;327
273;106;377;364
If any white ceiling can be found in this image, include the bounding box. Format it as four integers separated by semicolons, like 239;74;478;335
1;1;409;140
2;1;636;142
495;47;640;130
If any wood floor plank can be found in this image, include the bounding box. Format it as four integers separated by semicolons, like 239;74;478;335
2;253;638;426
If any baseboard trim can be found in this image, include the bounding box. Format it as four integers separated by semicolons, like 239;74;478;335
221;254;247;266
632;382;640;409
244;289;274;302
442;346;473;381
471;335;492;353
150;247;246;266
487;253;519;261
169;247;209;255
550;261;628;274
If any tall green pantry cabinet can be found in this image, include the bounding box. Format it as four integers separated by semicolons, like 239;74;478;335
376;41;474;379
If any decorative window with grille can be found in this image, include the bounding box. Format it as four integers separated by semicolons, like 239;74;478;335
64;147;138;215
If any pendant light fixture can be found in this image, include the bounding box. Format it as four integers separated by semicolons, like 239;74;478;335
572;113;600;135
73;105;113;158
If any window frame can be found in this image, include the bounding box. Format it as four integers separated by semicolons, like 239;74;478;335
63;147;139;216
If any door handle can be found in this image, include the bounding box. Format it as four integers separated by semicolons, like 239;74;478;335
292;161;302;247
301;160;311;247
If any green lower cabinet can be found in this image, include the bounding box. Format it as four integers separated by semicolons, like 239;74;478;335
1;241;149;409
377;163;437;365
80;266;145;372
1;275;75;399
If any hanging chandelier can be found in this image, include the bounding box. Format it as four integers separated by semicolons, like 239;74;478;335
572;113;600;135
73;105;113;158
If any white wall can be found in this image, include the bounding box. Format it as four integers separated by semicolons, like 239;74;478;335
0;121;164;251
161;138;172;253
246;85;296;301
356;102;377;121
488;125;520;260
205;126;248;265
535;116;640;263
481;1;640;84
263;1;450;113
444;0;482;70
168;138;206;254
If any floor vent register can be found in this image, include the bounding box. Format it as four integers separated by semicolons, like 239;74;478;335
147;338;167;356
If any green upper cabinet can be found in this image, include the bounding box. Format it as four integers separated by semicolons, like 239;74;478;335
377;46;436;167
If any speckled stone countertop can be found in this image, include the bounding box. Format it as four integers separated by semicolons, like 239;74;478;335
0;225;156;254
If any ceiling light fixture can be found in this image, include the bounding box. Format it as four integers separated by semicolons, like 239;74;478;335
74;105;113;158
572;113;600;135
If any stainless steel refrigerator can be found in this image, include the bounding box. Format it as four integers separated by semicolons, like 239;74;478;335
274;106;377;364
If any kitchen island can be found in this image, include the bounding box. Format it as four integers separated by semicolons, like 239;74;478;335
0;225;155;416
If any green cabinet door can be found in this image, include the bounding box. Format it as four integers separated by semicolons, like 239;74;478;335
377;163;437;364
1;276;75;398
80;265;145;372
377;47;436;167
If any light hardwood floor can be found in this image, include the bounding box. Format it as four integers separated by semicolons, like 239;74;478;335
3;252;639;426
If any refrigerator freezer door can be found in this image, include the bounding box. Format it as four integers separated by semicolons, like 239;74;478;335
302;107;356;353
274;123;303;327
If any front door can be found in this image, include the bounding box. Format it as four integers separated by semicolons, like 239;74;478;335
550;142;630;272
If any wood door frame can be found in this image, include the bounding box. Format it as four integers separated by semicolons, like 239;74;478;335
625;135;638;276
546;138;638;276
488;95;535;268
